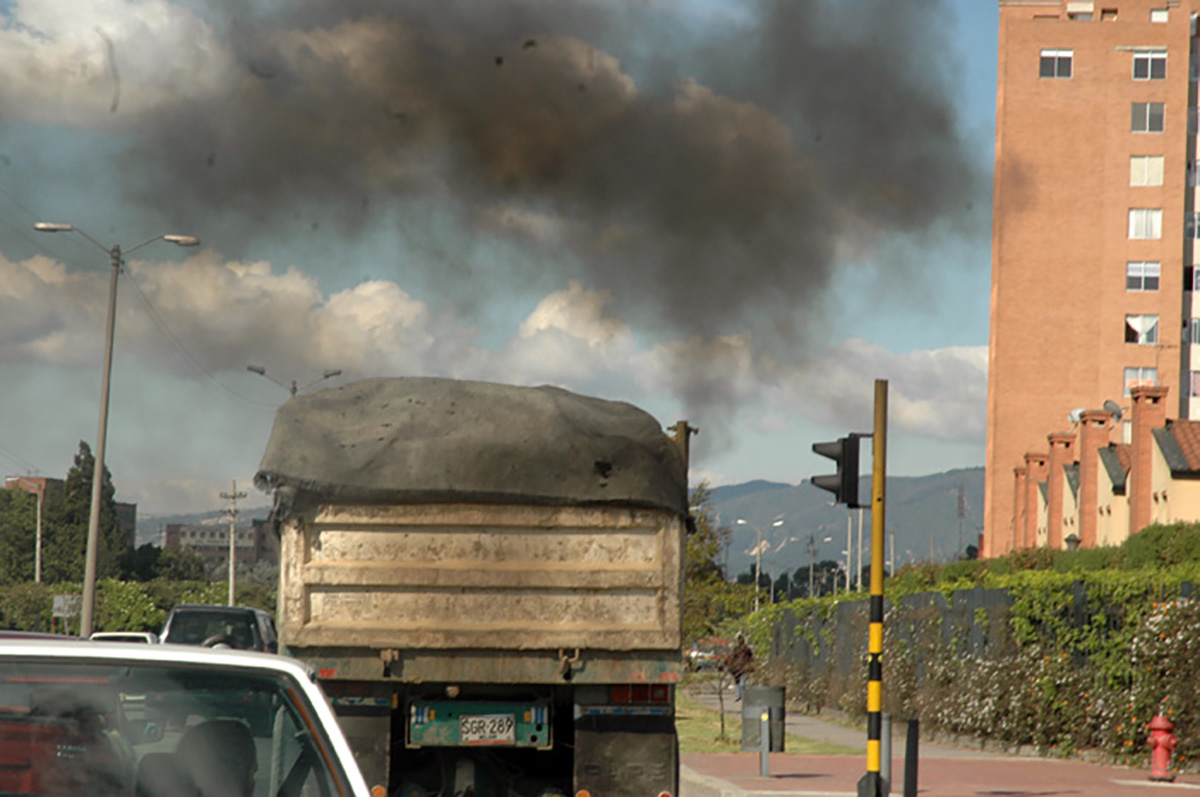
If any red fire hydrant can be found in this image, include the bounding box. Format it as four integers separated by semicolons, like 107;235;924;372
1147;714;1177;783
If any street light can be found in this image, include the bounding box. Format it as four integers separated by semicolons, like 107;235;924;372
807;534;833;597
8;477;45;583
35;221;199;637
737;517;784;611
247;364;343;396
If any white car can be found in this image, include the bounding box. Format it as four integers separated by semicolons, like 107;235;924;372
0;639;372;797
89;631;159;644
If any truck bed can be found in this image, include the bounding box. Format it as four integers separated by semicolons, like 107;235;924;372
279;502;683;657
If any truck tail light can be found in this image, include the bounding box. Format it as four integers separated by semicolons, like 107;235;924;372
608;684;671;703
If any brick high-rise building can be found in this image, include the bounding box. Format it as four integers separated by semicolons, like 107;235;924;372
986;0;1200;556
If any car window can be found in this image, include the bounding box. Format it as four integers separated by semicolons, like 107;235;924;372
166;611;260;650
0;658;345;797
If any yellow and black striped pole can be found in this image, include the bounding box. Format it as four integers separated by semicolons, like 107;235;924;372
858;379;888;797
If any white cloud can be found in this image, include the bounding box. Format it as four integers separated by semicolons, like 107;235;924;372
773;338;988;442
0;249;442;379
0;0;236;126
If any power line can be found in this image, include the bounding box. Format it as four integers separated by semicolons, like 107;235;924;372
121;271;279;412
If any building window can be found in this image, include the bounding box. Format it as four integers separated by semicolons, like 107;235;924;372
1129;208;1163;239
1070;11;1094;20
1040;49;1073;78
1190;318;1200;344
1191;371;1200;397
1101;8;1118;21
1126;261;1160;291
1125;314;1159;345
1151;8;1169;23
1188;267;1200;291
1191;54;1199;81
1130;155;1164;186
1132;102;1165;132
1124;366;1158;395
1133;51;1168;80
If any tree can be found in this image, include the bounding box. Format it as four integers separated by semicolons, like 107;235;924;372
0;489;37;585
683;484;754;641
120;543;163;582
158;547;208;582
57;441;128;581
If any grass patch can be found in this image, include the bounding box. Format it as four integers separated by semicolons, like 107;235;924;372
676;677;859;755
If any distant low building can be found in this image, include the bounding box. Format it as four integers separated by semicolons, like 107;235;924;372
164;518;279;571
5;476;137;548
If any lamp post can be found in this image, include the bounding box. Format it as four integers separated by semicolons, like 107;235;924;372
737;517;784;611
34;222;199;636
807;534;833;597
10;478;45;583
247;365;343;396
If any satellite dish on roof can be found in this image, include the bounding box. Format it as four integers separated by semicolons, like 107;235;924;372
1103;399;1124;421
1068;408;1084;424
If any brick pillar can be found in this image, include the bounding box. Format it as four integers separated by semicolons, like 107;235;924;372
1011;466;1027;553
1046;432;1075;550
1078;409;1112;549
1130;385;1169;536
1023;453;1048;548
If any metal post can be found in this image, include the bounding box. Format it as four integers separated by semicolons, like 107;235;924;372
881;712;892;795
857;507;864;591
858;379;889;797
80;244;121;638
846;516;852;592
760;710;770;777
903;718;919;797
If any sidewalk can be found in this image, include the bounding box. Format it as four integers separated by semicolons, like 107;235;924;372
680;681;1200;797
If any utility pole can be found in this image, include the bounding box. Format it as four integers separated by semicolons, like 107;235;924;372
221;480;247;606
808;535;816;597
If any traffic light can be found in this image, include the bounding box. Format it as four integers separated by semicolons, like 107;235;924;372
811;433;862;507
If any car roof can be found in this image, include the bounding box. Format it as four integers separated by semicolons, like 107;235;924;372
0;639;304;674
170;603;266;614
0;630;84;640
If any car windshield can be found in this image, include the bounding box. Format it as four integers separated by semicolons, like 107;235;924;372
0;657;344;796
166;610;258;649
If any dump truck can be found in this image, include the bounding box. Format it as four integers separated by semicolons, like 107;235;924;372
255;377;691;796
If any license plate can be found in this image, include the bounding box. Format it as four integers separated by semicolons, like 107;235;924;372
460;713;515;745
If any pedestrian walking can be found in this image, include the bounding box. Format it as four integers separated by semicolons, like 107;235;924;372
724;633;754;701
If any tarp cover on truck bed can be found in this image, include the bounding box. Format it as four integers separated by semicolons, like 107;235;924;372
255;377;687;513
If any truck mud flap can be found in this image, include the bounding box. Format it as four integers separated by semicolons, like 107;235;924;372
574;713;677;796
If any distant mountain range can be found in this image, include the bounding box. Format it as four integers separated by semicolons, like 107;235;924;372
133;468;986;574
707;467;985;581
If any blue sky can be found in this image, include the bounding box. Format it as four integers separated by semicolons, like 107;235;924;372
0;0;998;516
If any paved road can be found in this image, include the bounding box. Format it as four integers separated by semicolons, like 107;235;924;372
681;681;1200;797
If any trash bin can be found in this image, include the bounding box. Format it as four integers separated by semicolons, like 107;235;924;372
741;685;785;752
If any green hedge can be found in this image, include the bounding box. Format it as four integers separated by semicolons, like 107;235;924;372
754;522;1200;767
0;579;277;635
